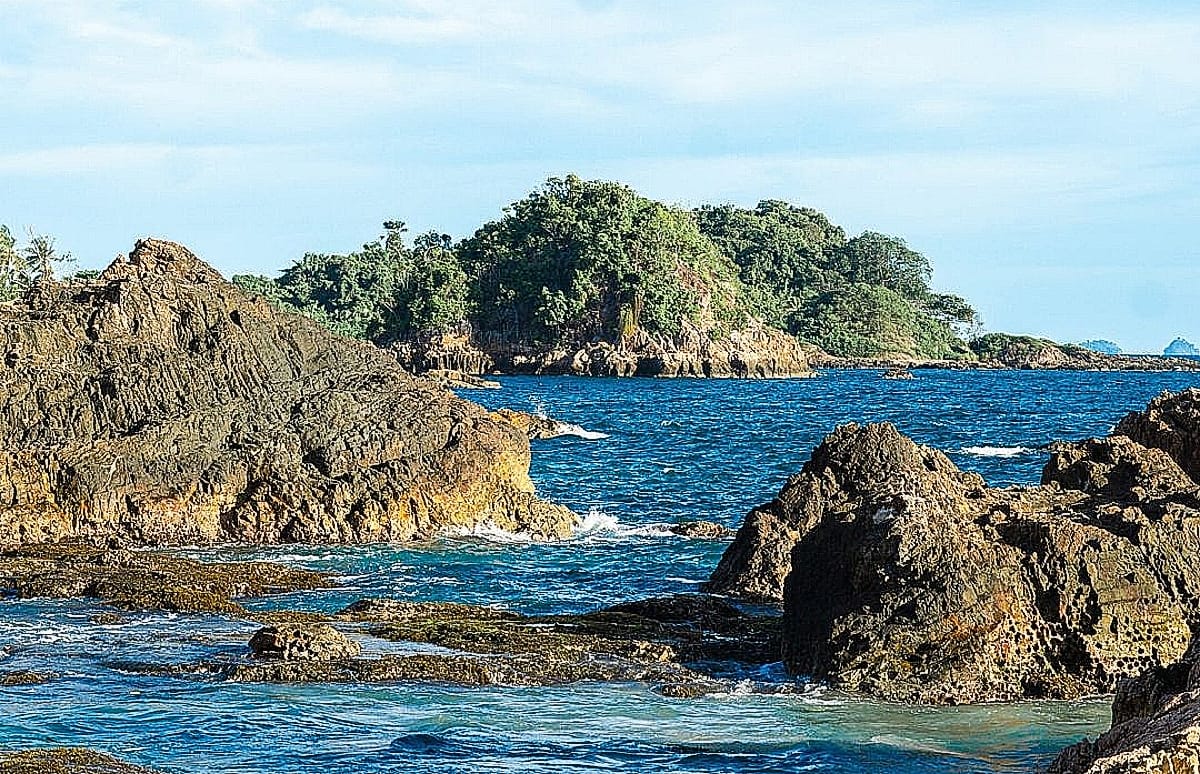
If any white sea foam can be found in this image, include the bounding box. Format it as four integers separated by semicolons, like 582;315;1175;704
552;421;610;440
960;445;1031;458
574;508;675;539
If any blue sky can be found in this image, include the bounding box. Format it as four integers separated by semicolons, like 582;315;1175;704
0;1;1196;353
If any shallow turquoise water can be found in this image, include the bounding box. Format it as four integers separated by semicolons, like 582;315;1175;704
4;370;1200;772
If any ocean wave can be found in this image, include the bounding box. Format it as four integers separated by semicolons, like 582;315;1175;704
552;421;610;440
960;445;1032;457
574;508;676;539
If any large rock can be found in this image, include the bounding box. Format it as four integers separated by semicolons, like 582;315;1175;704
706;409;1200;704
0;239;574;547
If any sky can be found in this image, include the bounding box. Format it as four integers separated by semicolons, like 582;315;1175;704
0;1;1197;353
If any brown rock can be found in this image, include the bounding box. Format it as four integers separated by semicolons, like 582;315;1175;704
248;623;360;661
707;416;1200;704
0;748;159;774
0;543;328;614
1117;388;1200;483
669;521;735;540
0;239;574;547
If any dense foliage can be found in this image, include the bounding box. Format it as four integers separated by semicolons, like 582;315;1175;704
236;177;980;359
693;201;978;359
232;222;468;341
461;176;741;345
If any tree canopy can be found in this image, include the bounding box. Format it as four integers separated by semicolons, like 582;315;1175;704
461;175;742;345
233;176;980;360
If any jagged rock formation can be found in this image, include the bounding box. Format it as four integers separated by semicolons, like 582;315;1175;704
395;319;814;378
1117;388;1200;483
1049;639;1200;773
706;391;1200;703
0;239;574;547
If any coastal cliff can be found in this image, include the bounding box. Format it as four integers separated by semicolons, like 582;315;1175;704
707;389;1200;704
393;319;813;378
0;239;574;547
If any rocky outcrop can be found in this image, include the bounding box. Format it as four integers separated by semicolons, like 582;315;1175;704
0;239;574;547
396;319;814;378
669;521;735;540
0;749;159;774
706;391;1200;703
1048;639;1200;773
116;595;783;697
1116;388;1200;483
0;543;329;615
249;623;360;661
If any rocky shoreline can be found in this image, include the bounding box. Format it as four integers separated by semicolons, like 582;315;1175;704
3;242;1200;771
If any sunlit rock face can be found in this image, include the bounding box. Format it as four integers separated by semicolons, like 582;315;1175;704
0;238;574;547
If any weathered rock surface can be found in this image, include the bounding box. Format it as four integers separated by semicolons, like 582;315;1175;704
1049;640;1200;773
0;748;159;774
0;543;328;614
706;391;1200;703
121;595;781;696
1117;388;1200;484
669;521;735;540
248;623;360;661
0;238;573;547
396;319;814;378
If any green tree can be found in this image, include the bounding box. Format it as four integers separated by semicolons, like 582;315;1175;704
694;200;847;329
461;175;743;345
0;225;28;301
832;231;932;300
797;283;972;360
378;231;470;340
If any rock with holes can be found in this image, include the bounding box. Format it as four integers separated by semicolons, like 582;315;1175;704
707;408;1200;704
0;239;574;547
1048;638;1200;773
249;623;360;661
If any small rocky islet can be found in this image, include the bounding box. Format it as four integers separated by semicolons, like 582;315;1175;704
2;241;1200;772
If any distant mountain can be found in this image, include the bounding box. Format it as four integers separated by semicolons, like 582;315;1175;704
1165;338;1199;356
1079;339;1121;355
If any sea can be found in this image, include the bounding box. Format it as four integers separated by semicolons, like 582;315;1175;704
3;369;1200;773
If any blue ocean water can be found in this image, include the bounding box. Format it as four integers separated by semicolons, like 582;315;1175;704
3;369;1200;773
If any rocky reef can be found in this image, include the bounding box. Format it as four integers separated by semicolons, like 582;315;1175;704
0;239;573;547
0;749;158;774
110;594;782;697
394;319;815;378
0;543;329;615
707;389;1200;704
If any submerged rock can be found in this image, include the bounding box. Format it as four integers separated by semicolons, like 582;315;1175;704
0;543;328;614
0;239;573;547
127;594;780;696
0;748;158;774
0;670;54;686
489;408;568;440
669;521;735;540
707;391;1200;704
